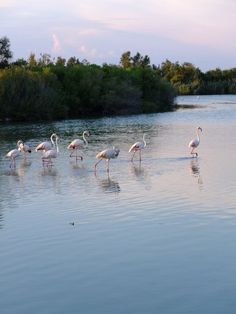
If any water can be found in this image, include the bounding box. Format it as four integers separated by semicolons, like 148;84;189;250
1;95;236;314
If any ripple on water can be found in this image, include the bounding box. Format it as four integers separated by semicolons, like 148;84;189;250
1;96;236;314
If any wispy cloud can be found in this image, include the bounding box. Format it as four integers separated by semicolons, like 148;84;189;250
1;0;236;69
52;34;61;53
0;0;12;7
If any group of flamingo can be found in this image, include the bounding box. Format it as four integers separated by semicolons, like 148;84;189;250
5;127;202;172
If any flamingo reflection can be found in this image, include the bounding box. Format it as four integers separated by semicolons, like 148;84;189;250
189;159;203;186
95;173;120;194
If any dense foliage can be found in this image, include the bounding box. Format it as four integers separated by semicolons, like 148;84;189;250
158;60;236;95
0;45;175;121
1;37;236;122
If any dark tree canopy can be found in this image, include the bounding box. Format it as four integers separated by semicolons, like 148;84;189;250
3;37;236;122
0;36;13;68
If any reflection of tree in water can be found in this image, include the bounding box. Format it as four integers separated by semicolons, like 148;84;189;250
189;159;203;187
95;173;120;194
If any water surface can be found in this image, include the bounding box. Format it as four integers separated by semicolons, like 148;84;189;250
1;95;236;314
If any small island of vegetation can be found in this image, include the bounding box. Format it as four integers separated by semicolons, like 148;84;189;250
0;36;236;122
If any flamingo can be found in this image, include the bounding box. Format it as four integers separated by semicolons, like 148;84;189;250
188;127;202;157
67;130;91;161
6;148;21;168
41;135;59;167
129;134;146;162
35;133;58;152
17;140;31;159
95;147;120;172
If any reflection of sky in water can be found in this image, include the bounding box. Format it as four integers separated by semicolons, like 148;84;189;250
1;95;236;314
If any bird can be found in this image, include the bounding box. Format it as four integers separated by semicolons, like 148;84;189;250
128;134;146;162
188;127;202;157
41;135;59;167
6;148;21;168
95;147;120;172
35;133;59;152
17;140;31;159
67;130;91;161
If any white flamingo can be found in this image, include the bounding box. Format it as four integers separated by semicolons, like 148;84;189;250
35;133;58;152
41;135;59;167
95;147;120;172
67;130;91;161
129;134;146;162
17;140;31;159
6;148;21;168
188;127;202;157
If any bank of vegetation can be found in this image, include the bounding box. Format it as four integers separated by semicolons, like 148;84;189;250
0;36;236;122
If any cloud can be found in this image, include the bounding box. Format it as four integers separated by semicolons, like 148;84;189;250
70;0;236;50
2;0;236;69
52;34;61;53
0;0;12;7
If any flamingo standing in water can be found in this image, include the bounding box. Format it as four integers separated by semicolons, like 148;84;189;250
35;133;58;152
95;147;120;172
129;134;146;162
17;140;31;159
6;147;21;168
42;135;59;167
188;127;202;157
67;130;91;161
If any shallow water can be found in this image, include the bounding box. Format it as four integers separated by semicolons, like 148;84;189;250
1;95;236;314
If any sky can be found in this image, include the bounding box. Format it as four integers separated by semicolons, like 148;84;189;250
1;0;236;71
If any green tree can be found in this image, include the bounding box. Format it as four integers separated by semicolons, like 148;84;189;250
0;36;13;68
56;56;66;66
132;52;150;68
38;53;53;66
67;57;80;66
120;51;132;69
28;53;37;67
12;58;28;67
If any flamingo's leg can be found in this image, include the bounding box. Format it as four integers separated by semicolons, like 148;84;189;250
95;159;102;171
131;151;136;162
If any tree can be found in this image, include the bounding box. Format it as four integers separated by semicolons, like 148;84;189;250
12;58;27;67
38;53;53;66
28;53;37;67
67;57;80;66
132;52;150;67
55;56;66;66
120;51;131;69
0;36;13;68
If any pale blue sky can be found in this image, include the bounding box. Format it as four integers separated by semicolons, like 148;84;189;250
1;0;236;71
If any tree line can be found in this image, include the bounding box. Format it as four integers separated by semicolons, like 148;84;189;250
158;60;236;95
0;37;175;122
1;36;236;122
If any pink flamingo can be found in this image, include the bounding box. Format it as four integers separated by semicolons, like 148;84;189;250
41;135;59;167
6;148;20;168
95;147;120;172
129;134;146;162
17;140;31;159
35;133;58;152
67;130;91;161
188;127;202;157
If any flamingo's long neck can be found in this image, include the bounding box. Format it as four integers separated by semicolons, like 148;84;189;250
83;132;88;146
55;137;59;153
51;134;55;147
143;134;147;147
17;140;23;148
196;129;201;142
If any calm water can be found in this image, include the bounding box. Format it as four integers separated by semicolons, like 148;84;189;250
1;95;236;314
